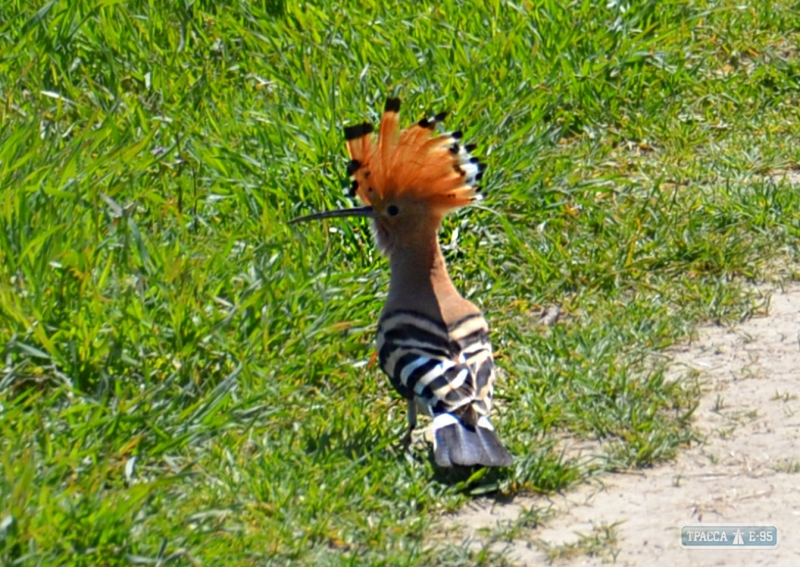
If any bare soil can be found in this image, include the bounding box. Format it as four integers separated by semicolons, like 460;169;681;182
445;283;800;566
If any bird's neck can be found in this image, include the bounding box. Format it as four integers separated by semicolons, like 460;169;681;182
384;230;464;322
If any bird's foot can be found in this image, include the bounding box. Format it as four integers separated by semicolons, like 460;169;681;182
399;428;414;449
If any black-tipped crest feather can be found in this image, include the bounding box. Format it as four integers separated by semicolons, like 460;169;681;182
344;122;374;141
384;97;401;112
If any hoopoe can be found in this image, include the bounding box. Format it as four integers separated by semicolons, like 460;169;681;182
292;97;513;467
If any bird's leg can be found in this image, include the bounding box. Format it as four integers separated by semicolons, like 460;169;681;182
400;397;417;448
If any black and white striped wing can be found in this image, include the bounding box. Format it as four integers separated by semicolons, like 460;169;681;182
376;310;495;417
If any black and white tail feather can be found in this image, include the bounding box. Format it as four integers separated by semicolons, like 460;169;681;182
377;310;513;468
432;412;511;468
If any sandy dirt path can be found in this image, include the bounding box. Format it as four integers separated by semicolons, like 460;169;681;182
446;283;800;566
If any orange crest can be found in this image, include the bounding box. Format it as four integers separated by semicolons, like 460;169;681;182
344;98;486;215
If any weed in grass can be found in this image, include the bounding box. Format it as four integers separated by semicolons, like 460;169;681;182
774;461;800;474
537;522;621;564
771;390;797;402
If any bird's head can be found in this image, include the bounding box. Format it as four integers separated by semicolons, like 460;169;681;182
291;97;486;255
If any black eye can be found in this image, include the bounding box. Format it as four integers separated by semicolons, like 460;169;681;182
386;205;400;217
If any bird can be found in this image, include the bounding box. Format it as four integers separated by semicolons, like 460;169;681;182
291;97;513;468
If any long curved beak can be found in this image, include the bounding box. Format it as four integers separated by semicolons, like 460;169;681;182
289;205;377;224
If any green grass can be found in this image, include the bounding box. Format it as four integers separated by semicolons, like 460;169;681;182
538;522;621;564
1;0;799;565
